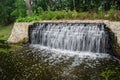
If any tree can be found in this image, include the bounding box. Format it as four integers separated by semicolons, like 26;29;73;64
0;0;15;25
24;0;33;16
11;0;27;18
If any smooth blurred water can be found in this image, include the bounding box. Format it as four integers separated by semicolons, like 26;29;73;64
29;23;109;53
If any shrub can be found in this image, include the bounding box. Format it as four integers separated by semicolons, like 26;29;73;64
107;9;117;20
16;10;120;22
97;10;105;19
101;68;116;80
16;16;41;22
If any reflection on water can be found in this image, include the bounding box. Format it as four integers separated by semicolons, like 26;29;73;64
0;46;120;80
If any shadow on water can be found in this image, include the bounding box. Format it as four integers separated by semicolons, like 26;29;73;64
0;45;120;80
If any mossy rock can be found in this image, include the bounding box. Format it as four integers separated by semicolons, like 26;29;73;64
115;44;120;55
16;38;29;45
113;43;120;57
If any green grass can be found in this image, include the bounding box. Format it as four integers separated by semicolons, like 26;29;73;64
0;24;24;54
0;24;13;40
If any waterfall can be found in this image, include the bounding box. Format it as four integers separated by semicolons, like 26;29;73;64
29;23;109;53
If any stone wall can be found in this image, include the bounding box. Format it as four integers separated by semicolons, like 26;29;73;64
7;20;120;45
108;22;120;44
7;22;32;43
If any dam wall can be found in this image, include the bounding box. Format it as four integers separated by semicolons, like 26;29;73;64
8;20;120;49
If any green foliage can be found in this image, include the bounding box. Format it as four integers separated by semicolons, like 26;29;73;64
100;68;116;80
0;40;13;54
11;0;27;18
0;35;8;41
0;0;120;25
16;9;120;22
16;11;79;22
96;10;105;19
40;10;73;20
17;38;28;45
31;0;120;12
0;24;13;40
100;67;120;80
0;0;16;25
107;9;117;20
77;12;90;19
16;16;41;22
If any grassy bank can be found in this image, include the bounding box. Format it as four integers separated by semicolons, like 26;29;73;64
0;24;22;54
0;24;13;40
0;24;13;53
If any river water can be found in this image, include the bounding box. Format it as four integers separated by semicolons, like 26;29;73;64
0;23;120;80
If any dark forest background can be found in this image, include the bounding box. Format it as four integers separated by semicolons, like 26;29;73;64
0;0;120;25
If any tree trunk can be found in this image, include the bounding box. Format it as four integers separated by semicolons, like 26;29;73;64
24;0;32;16
73;0;76;10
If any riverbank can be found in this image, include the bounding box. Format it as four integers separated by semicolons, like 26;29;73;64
0;24;13;40
0;24;23;54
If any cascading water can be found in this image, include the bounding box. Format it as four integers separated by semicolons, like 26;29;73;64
29;23;110;53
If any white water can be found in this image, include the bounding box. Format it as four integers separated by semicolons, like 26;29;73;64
29;23;111;62
29;44;110;68
30;44;110;59
29;23;109;54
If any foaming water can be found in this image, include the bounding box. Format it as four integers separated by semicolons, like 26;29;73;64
29;44;112;73
30;44;110;60
29;23;111;65
29;23;110;53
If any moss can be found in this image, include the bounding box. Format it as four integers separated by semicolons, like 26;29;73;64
0;40;13;54
18;38;28;44
113;43;120;56
100;68;116;80
0;39;23;54
108;28;120;57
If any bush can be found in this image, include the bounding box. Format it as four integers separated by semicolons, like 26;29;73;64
16;10;120;22
16;16;41;22
107;9;117;20
100;68;116;80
